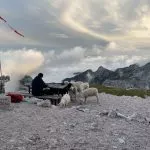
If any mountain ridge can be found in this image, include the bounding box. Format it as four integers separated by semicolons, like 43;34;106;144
63;62;150;89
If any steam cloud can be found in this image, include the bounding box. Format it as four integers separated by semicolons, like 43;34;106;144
1;48;44;92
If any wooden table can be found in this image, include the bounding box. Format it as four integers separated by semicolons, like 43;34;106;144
25;83;68;94
24;83;70;105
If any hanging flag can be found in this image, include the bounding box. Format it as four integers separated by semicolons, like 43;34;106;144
7;23;24;37
14;30;24;37
0;15;24;37
0;16;7;23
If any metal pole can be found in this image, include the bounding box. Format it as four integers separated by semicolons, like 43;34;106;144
0;60;4;93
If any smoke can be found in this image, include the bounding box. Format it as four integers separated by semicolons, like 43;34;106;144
0;48;44;92
5;75;22;92
86;72;93;82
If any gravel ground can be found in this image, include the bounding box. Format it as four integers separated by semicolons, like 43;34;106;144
0;93;150;150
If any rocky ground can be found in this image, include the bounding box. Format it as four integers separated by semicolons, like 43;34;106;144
0;93;150;150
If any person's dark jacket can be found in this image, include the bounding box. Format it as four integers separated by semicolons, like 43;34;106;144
31;76;47;96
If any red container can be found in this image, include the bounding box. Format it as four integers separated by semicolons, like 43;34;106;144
6;93;24;103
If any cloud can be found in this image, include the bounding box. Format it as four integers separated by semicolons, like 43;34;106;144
2;0;150;48
0;48;44;75
106;42;118;50
0;26;22;43
42;47;86;72
61;0;111;41
0;23;39;46
59;0;150;45
1;43;150;83
31;45;150;82
49;33;69;38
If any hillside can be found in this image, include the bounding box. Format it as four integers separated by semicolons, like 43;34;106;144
0;94;150;149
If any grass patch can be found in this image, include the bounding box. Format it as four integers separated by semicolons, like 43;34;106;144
90;84;150;98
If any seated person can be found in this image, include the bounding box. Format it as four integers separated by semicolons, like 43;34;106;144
32;73;48;96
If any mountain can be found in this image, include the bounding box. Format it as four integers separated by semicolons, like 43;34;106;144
62;62;150;89
90;66;117;84
63;69;94;83
115;64;139;80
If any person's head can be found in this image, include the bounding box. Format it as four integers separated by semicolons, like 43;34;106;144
38;73;43;78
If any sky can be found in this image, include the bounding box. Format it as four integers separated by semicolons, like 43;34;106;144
1;0;150;82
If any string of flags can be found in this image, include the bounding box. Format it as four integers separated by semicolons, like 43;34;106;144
0;16;24;37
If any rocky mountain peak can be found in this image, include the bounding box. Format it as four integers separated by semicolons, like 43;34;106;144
63;62;150;89
96;66;105;71
142;62;150;71
128;64;139;69
95;66;111;75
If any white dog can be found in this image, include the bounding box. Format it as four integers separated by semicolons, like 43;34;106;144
59;93;71;107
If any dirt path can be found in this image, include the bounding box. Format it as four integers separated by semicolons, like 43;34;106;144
0;93;150;150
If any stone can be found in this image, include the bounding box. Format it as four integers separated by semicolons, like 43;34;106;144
0;95;11;110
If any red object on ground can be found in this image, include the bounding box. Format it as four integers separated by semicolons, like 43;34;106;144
6;93;24;103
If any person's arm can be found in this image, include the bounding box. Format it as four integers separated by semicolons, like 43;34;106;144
41;79;48;88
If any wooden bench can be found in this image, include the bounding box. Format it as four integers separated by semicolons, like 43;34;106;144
21;93;62;105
